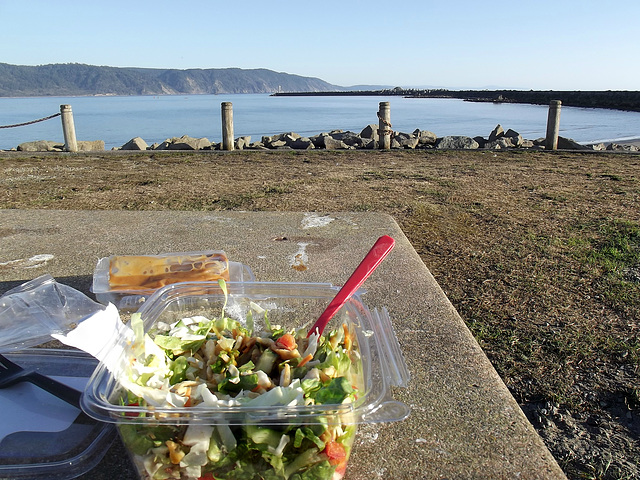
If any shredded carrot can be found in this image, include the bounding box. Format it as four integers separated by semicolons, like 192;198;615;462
297;353;313;367
342;324;352;351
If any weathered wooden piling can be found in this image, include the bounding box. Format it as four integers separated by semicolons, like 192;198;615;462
221;102;234;151
60;104;77;152
545;100;562;150
378;101;391;150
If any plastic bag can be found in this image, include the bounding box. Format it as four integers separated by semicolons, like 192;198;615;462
0;274;106;352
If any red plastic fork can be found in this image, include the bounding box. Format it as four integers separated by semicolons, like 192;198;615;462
308;235;395;337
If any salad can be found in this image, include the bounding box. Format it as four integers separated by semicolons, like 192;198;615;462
114;281;363;480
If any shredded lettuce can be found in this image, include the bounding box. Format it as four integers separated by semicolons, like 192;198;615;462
118;299;361;480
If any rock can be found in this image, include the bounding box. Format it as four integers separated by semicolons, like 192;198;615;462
484;137;514;149
521;139;535;148
17;140;63;152
360;124;380;141
77;140;105;151
557;136;589;150
246;142;269;150
328;131;363;147
395;132;419;149
362;138;377;149
401;137;419;149
309;133;329;149
435;136;479;149
607;143;639;152
121;137;148;150
391;138;402;149
488;125;505;142
269;139;287;148
473;136;487;148
154;135;210;150
413;129;437;145
274;132;300;143
323;136;350;150
504;129;523;147
169;135;211;150
235;136;251;150
587;143;606;151
289;137;315;150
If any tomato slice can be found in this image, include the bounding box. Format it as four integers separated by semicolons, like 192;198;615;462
275;333;297;350
324;440;346;461
124;402;139;417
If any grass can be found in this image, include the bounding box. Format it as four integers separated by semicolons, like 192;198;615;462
1;148;639;479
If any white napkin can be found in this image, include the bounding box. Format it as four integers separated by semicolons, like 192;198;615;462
51;303;133;375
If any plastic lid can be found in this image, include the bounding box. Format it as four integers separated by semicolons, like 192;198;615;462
0;349;115;479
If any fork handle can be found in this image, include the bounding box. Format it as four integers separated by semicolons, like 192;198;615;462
25;371;82;409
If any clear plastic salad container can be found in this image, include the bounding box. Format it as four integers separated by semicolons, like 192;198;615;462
91;251;256;311
81;281;410;480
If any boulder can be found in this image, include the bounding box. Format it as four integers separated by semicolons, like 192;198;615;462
268;139;287;148
362;138;377;149
557;136;589;150
277;132;301;143
169;135;211;150
395;132;419;149
246;142;269;150
235;136;251;150
289;137;315;150
17;140;63;152
473;136;487;148
360;124;380;141
77;140;105;152
484;137;514;149
309;133;329;149
435;136;479;149
488;125;505;142
154;135;210;150
607;143;639;152
121;137;148;150
587;143;606;151
324;136;350;150
413;129;437;145
504;129;523;147
330;131;363;147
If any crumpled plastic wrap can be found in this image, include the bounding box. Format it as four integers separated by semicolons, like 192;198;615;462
0;274;127;365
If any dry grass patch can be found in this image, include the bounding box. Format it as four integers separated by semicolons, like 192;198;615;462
1;149;639;479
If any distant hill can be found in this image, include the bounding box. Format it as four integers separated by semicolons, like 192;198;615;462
0;63;347;97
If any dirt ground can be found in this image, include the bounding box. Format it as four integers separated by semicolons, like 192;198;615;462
2;148;639;479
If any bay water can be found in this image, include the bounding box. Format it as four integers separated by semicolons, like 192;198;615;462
1;94;639;150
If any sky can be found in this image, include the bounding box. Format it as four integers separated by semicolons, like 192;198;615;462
1;0;639;90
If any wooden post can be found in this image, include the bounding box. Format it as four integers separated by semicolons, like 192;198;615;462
378;102;391;149
545;100;562;150
221;102;234;151
60;104;78;152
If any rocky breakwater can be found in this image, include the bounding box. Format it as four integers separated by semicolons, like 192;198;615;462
12;125;639;152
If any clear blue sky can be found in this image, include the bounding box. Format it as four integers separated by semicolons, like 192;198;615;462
2;0;638;90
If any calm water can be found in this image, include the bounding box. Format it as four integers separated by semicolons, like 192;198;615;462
1;94;639;150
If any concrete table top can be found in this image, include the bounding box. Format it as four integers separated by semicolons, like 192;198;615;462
0;210;566;480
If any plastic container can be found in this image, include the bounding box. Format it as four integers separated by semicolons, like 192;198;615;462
91;251;256;311
81;282;410;480
0;349;116;479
